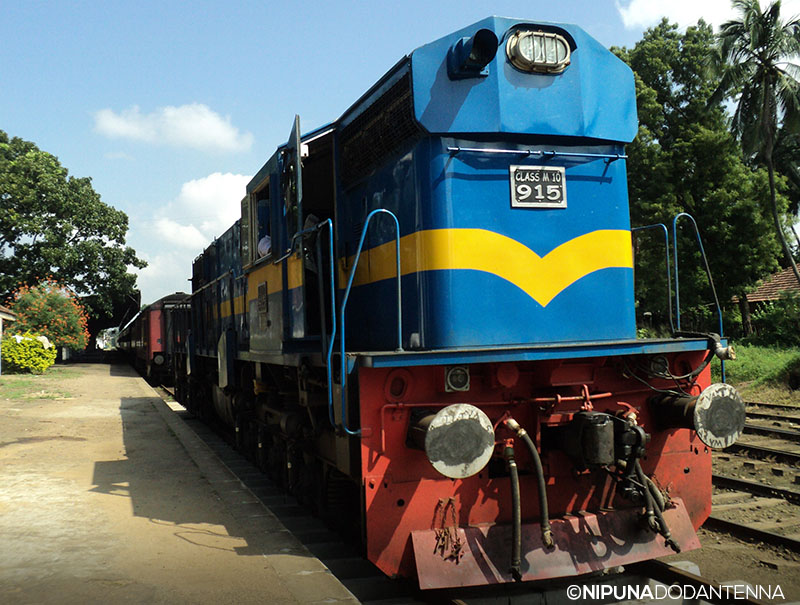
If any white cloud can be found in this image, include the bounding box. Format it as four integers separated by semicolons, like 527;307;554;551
153;218;207;251
133;251;193;301
173;172;250;237
616;0;800;30
130;172;250;304
94;103;253;152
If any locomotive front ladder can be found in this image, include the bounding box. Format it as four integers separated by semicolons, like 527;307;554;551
326;209;403;436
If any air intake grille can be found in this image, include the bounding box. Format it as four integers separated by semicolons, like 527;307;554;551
340;73;421;188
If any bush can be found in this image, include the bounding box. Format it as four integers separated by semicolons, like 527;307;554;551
745;291;800;347
1;331;58;374
8;279;90;349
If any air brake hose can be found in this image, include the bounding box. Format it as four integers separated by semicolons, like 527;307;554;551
645;475;666;512
634;459;658;532
504;444;522;582
634;460;680;553
504;418;554;549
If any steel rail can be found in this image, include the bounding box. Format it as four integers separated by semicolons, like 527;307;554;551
703;514;800;553
725;441;800;466
629;559;770;605
743;423;800;442
746;401;800;412
712;473;800;504
746;409;800;422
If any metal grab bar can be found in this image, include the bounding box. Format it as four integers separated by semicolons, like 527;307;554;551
265;219;340;426
328;209;403;436
672;213;723;336
672;213;725;381
446;146;627;162
273;223;324;264
631;223;675;334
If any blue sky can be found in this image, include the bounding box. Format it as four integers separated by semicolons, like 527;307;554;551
3;0;798;305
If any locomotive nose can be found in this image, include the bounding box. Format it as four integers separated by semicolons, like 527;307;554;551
409;404;496;479
651;383;746;449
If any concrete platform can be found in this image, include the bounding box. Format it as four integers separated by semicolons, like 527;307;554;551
0;363;358;604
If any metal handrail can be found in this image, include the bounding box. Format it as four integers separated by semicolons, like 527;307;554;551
447;146;627;162
631;223;675;334
671;213;723;336
273;224;324;264
672;212;726;381
268;219;340;426
328;209;403;436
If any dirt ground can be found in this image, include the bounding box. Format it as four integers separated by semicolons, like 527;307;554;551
0;363;356;604
5;364;800;603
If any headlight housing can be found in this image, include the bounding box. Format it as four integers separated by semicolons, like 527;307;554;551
506;29;571;74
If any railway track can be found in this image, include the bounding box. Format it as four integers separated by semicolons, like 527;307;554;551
707;400;800;556
154;387;772;604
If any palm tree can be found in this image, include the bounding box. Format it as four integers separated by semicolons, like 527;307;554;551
715;0;800;285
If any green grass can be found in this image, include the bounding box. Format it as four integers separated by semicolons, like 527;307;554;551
0;365;83;400
712;343;800;405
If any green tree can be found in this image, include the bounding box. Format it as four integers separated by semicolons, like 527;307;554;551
615;20;782;331
715;0;800;285
0;130;146;315
9;280;91;349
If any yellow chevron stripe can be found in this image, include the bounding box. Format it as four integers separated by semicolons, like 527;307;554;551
341;228;632;307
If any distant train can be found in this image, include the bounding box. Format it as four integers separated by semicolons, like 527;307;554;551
131;17;746;589
117;292;188;385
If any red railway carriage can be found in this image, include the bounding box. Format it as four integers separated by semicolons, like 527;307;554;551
118;293;188;384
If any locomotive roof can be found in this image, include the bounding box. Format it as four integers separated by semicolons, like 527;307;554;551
247;16;637;195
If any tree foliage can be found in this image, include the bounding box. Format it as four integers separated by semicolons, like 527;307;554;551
8;280;91;349
0;130;145;316
614;20;783;331
714;0;800;285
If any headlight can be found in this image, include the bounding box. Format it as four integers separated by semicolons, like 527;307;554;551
506;29;571;74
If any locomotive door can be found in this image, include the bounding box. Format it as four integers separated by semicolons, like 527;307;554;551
279;116;337;349
281;115;307;340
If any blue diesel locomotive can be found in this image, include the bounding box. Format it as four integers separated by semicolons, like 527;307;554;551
173;17;744;588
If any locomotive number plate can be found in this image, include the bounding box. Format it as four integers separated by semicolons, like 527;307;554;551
510;165;567;208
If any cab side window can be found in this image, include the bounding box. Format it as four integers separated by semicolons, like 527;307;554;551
256;195;271;258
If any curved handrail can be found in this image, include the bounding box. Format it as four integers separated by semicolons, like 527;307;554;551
328;209;403;436
268;219;340;426
631;223;675;334
671;213;723;336
273;224;323;265
672;212;725;381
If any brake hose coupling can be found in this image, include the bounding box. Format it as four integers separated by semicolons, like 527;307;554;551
504;417;524;435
